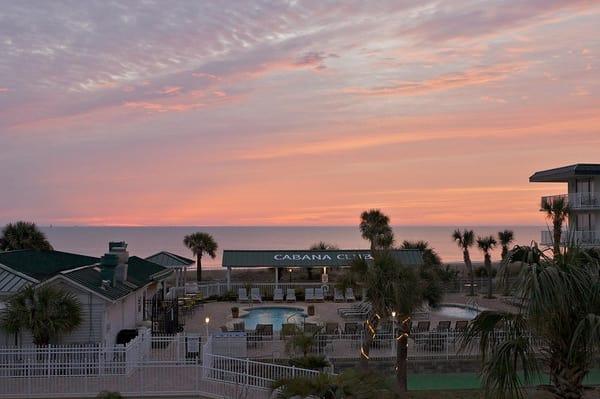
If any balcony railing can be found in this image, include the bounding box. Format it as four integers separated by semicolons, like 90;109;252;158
541;230;600;246
541;193;600;210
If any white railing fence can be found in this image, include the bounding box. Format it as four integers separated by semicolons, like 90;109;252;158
541;192;600;210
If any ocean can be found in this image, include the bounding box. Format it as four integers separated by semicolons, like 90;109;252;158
39;226;545;268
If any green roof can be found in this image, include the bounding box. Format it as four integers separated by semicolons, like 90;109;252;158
61;256;171;301
145;251;194;268
0;250;100;282
222;249;423;268
530;163;600;182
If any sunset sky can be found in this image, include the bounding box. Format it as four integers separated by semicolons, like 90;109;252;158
1;1;599;226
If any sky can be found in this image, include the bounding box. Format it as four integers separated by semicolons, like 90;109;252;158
0;0;599;226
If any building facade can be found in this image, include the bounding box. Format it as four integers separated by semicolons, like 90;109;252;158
530;163;600;247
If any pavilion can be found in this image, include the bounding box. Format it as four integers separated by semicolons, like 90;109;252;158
146;251;194;296
221;249;423;289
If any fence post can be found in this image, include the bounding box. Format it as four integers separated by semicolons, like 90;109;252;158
245;358;249;387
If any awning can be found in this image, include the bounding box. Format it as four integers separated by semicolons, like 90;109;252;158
222;249;423;268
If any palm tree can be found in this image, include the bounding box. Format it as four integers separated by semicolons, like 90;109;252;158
497;230;514;261
541;196;570;258
308;241;339;279
183;232;218;282
476;235;497;299
452;229;476;296
0;221;53;251
1;286;81;346
359;209;394;252
461;245;600;399
400;240;442;267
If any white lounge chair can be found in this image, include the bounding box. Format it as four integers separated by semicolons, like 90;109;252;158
345;287;356;302
273;288;284;302
305;288;314;302
251;288;262;303
334;288;345;302
238;288;249;303
314;287;324;302
286;288;296;302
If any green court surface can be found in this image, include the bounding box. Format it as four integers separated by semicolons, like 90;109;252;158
408;369;600;391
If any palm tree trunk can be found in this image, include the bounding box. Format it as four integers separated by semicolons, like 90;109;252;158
464;250;475;296
395;317;410;394
553;220;562;258
196;254;202;282
485;253;493;299
549;361;587;399
359;316;379;370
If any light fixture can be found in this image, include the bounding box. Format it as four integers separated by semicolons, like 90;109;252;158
391;311;396;318
205;316;210;324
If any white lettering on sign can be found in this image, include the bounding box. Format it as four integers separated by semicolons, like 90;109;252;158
273;253;372;262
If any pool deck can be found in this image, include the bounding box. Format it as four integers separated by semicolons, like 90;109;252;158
184;292;517;335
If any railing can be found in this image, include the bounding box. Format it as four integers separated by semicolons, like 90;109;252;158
541;192;600;210
541;230;600;246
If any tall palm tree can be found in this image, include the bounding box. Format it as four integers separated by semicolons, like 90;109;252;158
497;230;514;261
0;221;53;251
308;242;339;280
452;229;476;296
183;232;218;282
359;209;394;252
461;245;600;399
541;196;570;258
1;286;81;346
476;235;497;299
400;240;442;267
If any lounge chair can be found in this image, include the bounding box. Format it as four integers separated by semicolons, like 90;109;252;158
345;287;356;302
454;320;468;331
339;302;372;319
238;288;249;303
286;288;296;302
314;287;324;302
414;321;430;333
232;321;245;332
337;301;366;315
344;322;360;335
305;288;315;302
334;288;345;302
437;320;451;332
273;288;284;302
325;322;339;335
256;324;273;340
251;288;262;303
281;323;298;338
220;326;229;332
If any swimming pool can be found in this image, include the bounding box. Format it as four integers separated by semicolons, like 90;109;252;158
241;306;307;330
430;304;481;319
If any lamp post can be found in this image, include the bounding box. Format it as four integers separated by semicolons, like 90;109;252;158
205;316;210;337
288;268;292;283
391;311;397;356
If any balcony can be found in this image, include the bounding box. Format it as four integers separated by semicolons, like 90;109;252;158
540;193;600;211
541;230;600;247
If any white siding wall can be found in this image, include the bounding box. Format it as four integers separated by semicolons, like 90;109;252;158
45;280;105;345
103;287;150;347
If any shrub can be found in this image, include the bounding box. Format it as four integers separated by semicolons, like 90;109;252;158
289;355;329;370
474;265;497;277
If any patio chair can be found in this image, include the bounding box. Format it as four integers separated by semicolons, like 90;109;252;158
334;288;345;302
238;288;249;303
344;322;360;335
314;287;325;302
286;288;297;302
337;301;366;315
232;321;245;332
250;288;262;303
345;287;356;302
325;322;339;335
340;302;372;319
273;288;284;302
281;323;298;338
454;320;469;331
305;288;315;302
414;321;431;333
256;324;273;340
437;320;451;332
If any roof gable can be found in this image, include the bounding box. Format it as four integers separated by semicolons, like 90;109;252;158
145;251;194;267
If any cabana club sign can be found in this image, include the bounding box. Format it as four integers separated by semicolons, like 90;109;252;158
221;249;422;268
273;252;373;261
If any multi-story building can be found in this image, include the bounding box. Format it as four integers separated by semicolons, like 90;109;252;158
530;163;600;247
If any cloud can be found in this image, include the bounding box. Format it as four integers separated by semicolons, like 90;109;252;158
344;63;527;96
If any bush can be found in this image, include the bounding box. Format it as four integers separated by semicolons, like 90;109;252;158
219;290;237;301
289;355;329;370
97;392;122;399
434;265;459;282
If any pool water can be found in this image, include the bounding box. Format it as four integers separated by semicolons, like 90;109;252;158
430;305;480;319
241;307;306;330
